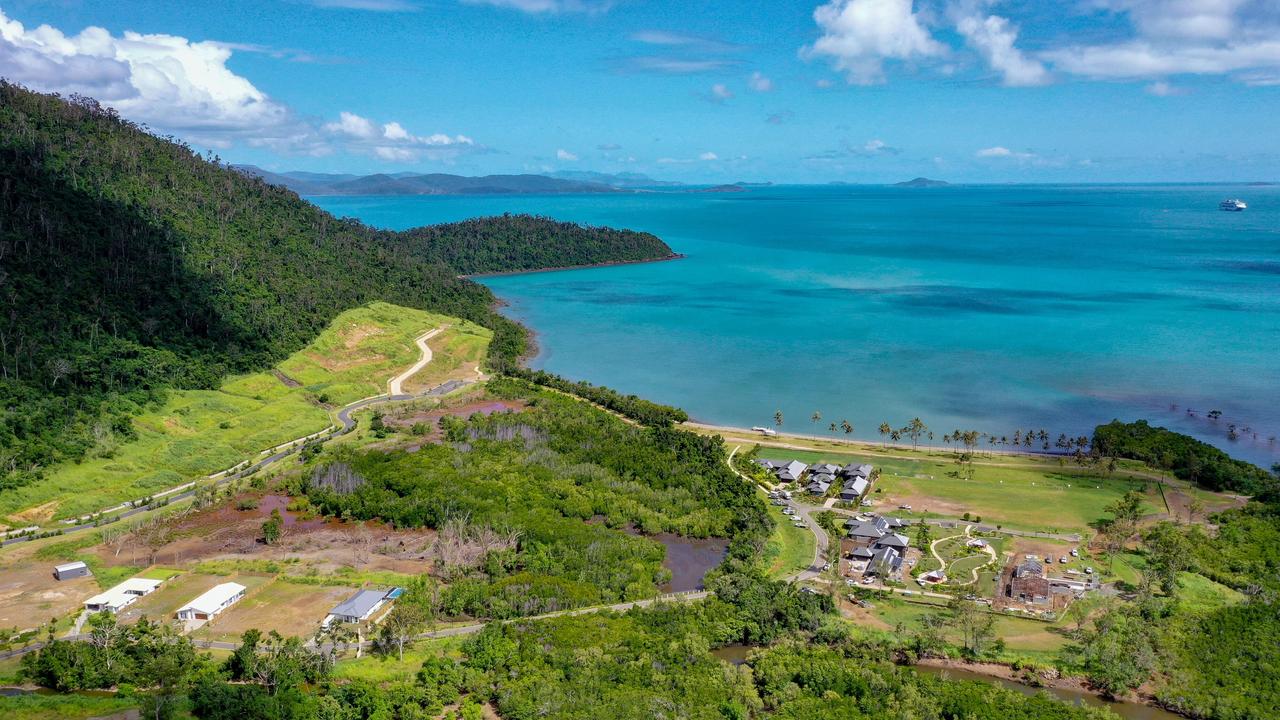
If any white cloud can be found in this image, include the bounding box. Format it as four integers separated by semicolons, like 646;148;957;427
0;8;292;143
556;148;579;160
976;145;1038;161
708;82;734;102
748;71;774;91
803;0;945;84
956;14;1050;86
461;0;613;13
699;151;719;160
1041;1;1280;82
325;111;378;139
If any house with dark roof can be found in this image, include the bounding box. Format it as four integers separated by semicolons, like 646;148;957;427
325;588;401;625
873;532;909;551
867;547;903;578
840;463;874;480
839;476;869;501
812;463;841;476
775;460;808;483
1006;559;1050;605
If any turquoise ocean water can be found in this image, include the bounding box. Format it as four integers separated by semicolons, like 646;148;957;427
312;185;1280;467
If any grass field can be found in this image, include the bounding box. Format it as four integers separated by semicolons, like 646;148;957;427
1174;571;1244;613
117;572;272;625
860;595;1069;662
334;636;467;683
764;506;816;578
192;579;352;643
752;446;1157;534
0;693;139;720
1;303;487;525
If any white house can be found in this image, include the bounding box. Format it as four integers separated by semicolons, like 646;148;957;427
176;582;246;621
84;577;163;613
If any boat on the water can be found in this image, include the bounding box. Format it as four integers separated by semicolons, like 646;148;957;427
1219;198;1247;211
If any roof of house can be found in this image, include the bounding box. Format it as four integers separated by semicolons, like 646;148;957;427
851;547;875;559
777;470;798;482
875;533;910;549
756;459;779;469
55;561;88;572
779;460;807;477
85;578;163;608
870;546;902;571
806;480;831;493
179;582;246;614
843;477;869;495
810;472;835;483
848;521;883;538
812;464;841;474
1014;560;1044;577
842;463;874;478
329;589;388;620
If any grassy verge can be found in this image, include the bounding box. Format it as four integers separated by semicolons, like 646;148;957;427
764;508;816;579
2;302;487;525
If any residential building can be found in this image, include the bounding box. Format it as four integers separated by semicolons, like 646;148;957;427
84;578;163;613
325;588;401;625
176;582;246;621
1006;559;1050;605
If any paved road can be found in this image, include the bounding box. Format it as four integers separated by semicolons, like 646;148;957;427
726;446;827;582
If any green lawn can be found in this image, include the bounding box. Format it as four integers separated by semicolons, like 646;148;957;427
2;302;488;525
0;693;139;720
756;447;1156;534
1174;572;1244;613
862;595;1068;662
334;636;467;683
764;506;816;579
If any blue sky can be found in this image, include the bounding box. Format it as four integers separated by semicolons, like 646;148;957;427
2;0;1278;182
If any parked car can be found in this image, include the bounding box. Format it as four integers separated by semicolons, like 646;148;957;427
1070;549;1079;557
1085;566;1094;574
1059;556;1068;563
899;504;912;510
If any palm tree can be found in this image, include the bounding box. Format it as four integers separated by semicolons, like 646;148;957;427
811;410;822;424
840;419;853;435
878;422;891;447
774;410;784;428
903;417;929;449
828;421;837;432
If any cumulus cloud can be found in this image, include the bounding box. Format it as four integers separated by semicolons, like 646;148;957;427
803;0;945;84
748;71;774;91
956;14;1049;86
804;137;902;160
556;148;579;160
0;8;292;144
698;151;719;160
323;111;474;161
0;11;480;161
1041;0;1280;82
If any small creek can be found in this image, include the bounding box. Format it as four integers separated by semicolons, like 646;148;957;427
653;533;728;592
703;649;1185;720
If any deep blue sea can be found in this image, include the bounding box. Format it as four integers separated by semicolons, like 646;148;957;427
311;185;1280;467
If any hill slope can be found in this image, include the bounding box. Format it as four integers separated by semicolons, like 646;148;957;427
0;83;673;495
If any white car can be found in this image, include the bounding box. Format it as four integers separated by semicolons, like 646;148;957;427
899;504;912;510
1085;566;1094;574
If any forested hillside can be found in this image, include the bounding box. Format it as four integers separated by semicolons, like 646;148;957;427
0;83;673;494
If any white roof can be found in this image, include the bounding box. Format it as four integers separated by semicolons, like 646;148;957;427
85;578;162;608
55;561;88;572
179;582;246;614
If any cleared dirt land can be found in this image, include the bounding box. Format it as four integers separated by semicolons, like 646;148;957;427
0;560;97;630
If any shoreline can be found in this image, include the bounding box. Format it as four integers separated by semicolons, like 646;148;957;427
462;252;685;279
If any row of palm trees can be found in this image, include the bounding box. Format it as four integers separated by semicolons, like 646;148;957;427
774;408;1094;457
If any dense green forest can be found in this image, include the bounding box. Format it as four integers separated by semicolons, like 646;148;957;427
0;83;672;495
506;367;689;426
400;216;673;275
1091;420;1274;494
300;378;765;617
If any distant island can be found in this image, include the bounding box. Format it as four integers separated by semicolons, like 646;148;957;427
693;184;750;193
234;166;629;196
894;177;951;187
